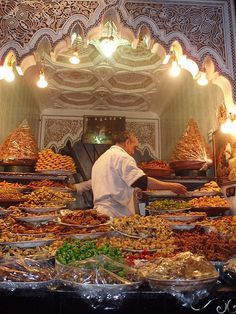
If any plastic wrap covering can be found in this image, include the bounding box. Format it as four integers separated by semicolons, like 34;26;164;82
139;252;219;307
56;255;142;309
0;120;38;164
223;258;236;285
0;258;55;290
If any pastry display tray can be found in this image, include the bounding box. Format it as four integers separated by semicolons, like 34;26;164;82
0;239;53;248
57;218;112;229
146;276;218;292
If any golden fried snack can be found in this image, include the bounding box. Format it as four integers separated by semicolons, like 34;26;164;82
171;119;212;162
0;121;38;163
35;149;76;172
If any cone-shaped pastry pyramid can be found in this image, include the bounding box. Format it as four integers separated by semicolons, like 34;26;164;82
171;119;212;162
0;120;38;164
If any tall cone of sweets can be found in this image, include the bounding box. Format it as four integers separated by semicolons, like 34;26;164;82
170;119;212;171
0;120;38;165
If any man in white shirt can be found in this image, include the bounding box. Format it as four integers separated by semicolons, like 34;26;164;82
91;131;187;217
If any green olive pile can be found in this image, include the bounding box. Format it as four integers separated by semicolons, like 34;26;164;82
56;240;123;265
146;199;189;211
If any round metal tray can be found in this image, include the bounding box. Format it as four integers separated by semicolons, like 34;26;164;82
59;231;112;240
0;209;10;217
36;169;74;175
122;248;157;253
21;206;65;214
0;239;53;248
58;217;112;229
0;279;55;289
60;280;142;292
146;276;218;292
15;215;59;224
111;227;144;239
156;214;205;222
190;206;230;216
146;207;190;214
170;223;196;231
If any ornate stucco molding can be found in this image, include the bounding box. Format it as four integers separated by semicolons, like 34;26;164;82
40;115;160;158
0;0;235;99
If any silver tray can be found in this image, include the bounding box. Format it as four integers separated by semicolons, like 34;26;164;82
146;276;218;292
143;190;178;197
20;206;65;213
0;255;55;264
157;214;205;222
122;248;157;253
14;232;55;238
58;217;112;229
59;231;112;240
146;207;191;214
170;223;196;231
190;207;230;216
0;279;55;289
0;209;10;217
36;169;74;175
15;215;59;224
111;227;143;239
60;279;142;292
190;191;222;197
0;239;53;248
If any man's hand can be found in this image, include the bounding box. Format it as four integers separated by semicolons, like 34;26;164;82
168;182;187;195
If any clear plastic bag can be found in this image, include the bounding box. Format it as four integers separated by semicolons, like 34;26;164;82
0;257;55;290
139;252;219;307
56;255;142;309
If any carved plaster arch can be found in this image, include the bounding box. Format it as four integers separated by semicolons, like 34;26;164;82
0;0;235;106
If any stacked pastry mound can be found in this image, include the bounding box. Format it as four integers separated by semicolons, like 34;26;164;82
35;149;76;173
0;120;38;165
170;119;212;170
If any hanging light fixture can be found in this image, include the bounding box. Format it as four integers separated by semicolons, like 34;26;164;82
69;33;80;65
36;57;48;88
0;54;23;82
100;20;117;58
221;118;233;134
196;70;208;86
169;51;181;77
36;68;48;88
2;55;15;82
69;51;80;65
220;113;236;134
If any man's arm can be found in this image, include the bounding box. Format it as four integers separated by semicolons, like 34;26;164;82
147;177;187;195
74;179;92;193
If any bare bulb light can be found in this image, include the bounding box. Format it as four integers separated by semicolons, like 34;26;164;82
4;67;15;82
197;72;208;86
221;119;232;134
101;37;117;57
37;72;48;88
69;51;80;65
169;61;181;77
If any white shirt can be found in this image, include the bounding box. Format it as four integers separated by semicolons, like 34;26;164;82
91;145;145;217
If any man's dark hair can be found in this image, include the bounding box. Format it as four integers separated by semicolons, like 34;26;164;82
112;131;136;144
